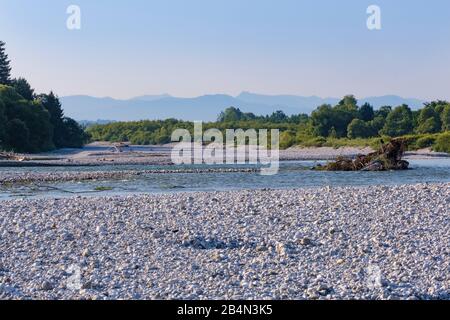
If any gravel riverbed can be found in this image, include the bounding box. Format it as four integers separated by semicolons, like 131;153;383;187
0;183;449;300
0;168;258;185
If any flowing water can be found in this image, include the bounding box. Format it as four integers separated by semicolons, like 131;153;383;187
1;159;449;199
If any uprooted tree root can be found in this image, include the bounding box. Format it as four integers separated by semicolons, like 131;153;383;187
315;138;410;172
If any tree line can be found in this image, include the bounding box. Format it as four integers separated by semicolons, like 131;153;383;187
87;95;450;153
310;96;449;139
0;41;87;153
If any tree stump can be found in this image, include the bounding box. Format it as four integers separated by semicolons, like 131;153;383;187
315;138;409;171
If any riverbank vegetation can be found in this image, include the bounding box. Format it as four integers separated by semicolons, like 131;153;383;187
0;41;87;153
87;97;450;153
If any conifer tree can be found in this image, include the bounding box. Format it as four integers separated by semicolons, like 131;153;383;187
0;41;12;85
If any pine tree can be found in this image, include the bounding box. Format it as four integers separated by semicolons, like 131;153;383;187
0;41;12;85
39;92;66;148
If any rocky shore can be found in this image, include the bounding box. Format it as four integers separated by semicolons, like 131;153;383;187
2;144;447;168
0;183;448;300
0;168;258;185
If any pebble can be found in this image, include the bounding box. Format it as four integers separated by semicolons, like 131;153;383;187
82;248;92;257
299;238;312;246
0;182;448;300
41;281;54;291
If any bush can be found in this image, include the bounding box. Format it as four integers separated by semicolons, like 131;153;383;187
433;132;450;153
442;105;450;131
416;106;441;134
347;119;370;138
5;119;29;152
280;131;296;149
380;105;413;137
416;136;436;149
297;136;327;147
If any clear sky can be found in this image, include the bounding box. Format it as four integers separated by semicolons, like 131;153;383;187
1;0;449;100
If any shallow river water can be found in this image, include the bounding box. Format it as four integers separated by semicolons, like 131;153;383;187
1;159;449;199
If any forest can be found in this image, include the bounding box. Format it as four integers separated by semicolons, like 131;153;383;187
87;97;450;153
0;41;87;153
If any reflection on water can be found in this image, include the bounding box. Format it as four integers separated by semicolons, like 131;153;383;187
1;159;449;199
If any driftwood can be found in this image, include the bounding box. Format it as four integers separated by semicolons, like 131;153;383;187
0;152;27;161
109;143;130;153
315;139;410;171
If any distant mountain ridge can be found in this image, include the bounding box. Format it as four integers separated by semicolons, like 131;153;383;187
60;92;426;122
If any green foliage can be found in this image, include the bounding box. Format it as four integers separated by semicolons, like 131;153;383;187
311;104;334;137
347;119;370;138
441;104;450;131
310;95;359;138
89;119;193;145
433;132;450;153
60;117;88;148
0;98;6;144
338;95;357;108
130;131;153;145
0;42;87;153
279;131;296;149
0;85;87;152
331;97;359;137
87;112;309;147
416;105;441;134
94;186;113;191
87;96;450;154
0;85;53;152
328;126;338;139
369;116;385;133
295;135;327;147
416;135;436;149
268;110;288;123
5;119;29;152
358;103;375;122
0;41;11;85
217;107;256;122
380;105;413;137
375;106;392;119
38;92;66;147
11;78;35;100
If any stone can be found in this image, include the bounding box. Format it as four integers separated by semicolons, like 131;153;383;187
62;232;75;241
41;281;54;291
82;281;93;290
275;242;287;257
82;248;92;257
298;238;312;246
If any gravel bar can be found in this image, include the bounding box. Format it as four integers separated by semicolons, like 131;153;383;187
0;183;449;300
0;168;258;185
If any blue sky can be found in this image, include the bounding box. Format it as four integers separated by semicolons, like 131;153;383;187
1;0;449;100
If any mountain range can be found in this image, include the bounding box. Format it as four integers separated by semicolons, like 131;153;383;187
60;92;426;122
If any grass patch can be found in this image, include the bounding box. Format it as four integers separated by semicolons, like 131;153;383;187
288;132;450;153
433;132;450;153
292;135;383;150
94;186;114;192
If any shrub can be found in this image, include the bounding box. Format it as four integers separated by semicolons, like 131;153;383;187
347;119;370;138
380;105;414;137
416;136;436;149
433;132;450;153
301;136;327;147
280;131;296;149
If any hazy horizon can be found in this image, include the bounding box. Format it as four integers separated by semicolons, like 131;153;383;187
61;91;427;101
58;90;428;102
1;0;450;101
